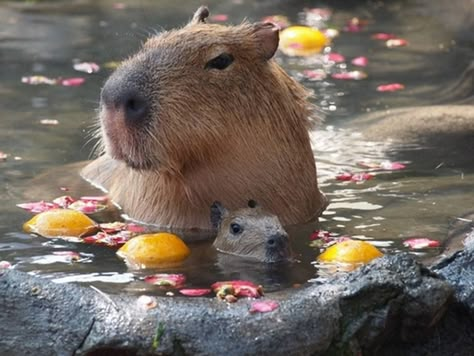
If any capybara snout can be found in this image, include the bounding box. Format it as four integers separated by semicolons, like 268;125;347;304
100;66;150;127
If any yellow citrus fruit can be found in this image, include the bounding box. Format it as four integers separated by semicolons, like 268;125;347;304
23;209;97;238
318;240;383;264
117;233;190;269
279;26;328;56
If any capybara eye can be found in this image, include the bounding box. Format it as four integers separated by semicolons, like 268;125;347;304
230;223;243;235
205;53;234;70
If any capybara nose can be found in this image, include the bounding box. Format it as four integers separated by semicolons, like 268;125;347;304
266;233;289;250
101;79;149;126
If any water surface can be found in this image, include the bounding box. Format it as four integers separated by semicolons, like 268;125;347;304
0;0;473;295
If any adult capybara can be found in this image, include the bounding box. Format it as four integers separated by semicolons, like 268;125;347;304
211;200;291;263
81;6;328;230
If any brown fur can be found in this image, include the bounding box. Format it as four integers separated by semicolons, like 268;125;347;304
81;7;327;230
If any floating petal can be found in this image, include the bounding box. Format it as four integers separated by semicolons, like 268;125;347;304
73;62;100;74
17;201;59;213
386;38;408;47
331;71;367;80
60;77;85;87
377;83;405;92
351;56;368;67
403;238;440;249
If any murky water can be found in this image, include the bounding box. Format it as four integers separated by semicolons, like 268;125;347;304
0;0;473;295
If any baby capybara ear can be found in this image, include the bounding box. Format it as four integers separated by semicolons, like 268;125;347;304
210;201;228;229
190;6;209;25
247;200;259;209
253;22;280;60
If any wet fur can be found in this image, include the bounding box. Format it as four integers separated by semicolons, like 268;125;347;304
82;9;327;230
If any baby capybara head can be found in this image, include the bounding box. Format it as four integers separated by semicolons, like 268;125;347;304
211;200;291;263
99;6;284;172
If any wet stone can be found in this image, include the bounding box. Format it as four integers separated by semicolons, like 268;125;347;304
1;251;472;355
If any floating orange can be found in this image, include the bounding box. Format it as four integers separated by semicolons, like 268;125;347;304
318;239;383;264
117;233;190;269
23;209;97;238
279;26;328;56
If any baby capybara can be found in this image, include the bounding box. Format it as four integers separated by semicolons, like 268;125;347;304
211;200;291;263
82;6;327;230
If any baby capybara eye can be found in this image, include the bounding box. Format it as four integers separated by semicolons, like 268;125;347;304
230;223;243;235
205;53;235;70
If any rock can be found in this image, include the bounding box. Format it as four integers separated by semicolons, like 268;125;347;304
2;252;471;355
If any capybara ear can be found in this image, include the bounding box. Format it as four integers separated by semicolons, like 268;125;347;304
210;201;228;229
190;6;209;25
247;200;259;209
253;22;280;60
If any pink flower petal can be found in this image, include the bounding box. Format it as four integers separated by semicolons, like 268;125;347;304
379;161;406;170
302;69;327;81
210;14;228;22
351;173;374;182
0;261;12;269
336;172;373;182
403;238;440;249
249;300;279;313
144;273;186;287
60;77;85;87
372;33;397;40
179;288;212;297
327;52;345;63
331;71;367;80
80;196;108;203
52;195;76;208
83;230;132;247
73;62;100;74
69;200;107;214
386;38;408;47
99;222;127;233
126;223;146;233
309;230;340;243
377;83;405;92
358;161;407;170
16;201;59;213
351;56;368;67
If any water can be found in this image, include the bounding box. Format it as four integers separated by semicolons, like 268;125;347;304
0;0;473;295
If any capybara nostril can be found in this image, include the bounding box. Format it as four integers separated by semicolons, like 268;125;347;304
122;92;149;125
266;233;288;249
101;84;149;125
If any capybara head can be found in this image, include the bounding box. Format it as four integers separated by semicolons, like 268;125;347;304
211;200;291;263
83;7;327;230
99;6;286;172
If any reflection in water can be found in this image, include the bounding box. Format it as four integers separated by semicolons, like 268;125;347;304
0;0;473;293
